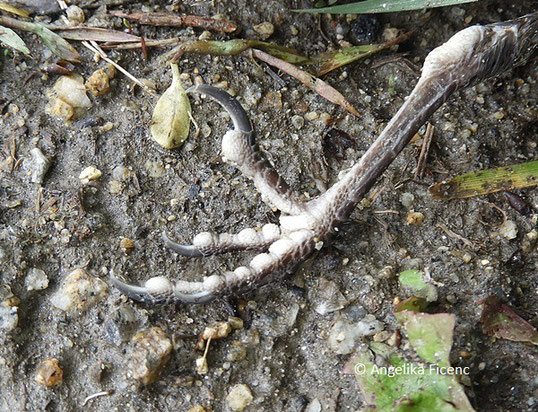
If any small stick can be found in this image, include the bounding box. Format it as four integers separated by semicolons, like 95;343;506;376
55;0;153;93
82;390;114;406
436;223;475;248
110;11;237;33
100;37;180;50
415;122;434;179
251;48;360;118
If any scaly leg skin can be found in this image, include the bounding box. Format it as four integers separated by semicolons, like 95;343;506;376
111;12;538;305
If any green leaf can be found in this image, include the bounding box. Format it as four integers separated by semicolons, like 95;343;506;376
396;311;455;366
345;340;474;411
295;0;478;14
0;25;30;55
398;270;438;302
430;159;538;200
150;63;192;149
30;24;80;63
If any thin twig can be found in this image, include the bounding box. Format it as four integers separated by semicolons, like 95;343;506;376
436;223;475;248
415;122;434;179
55;0;153;93
251;48;360;118
100;37;180;50
82;390;114;406
110;11;238;33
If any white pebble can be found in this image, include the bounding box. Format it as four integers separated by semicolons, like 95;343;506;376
25;268;49;291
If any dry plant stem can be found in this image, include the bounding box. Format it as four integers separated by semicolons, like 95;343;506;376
251;48;361;118
436;223;475;248
101;37;180;50
55;0;152;92
415;122;434;179
110;11;237;33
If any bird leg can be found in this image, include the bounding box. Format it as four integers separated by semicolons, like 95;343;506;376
111;12;538;305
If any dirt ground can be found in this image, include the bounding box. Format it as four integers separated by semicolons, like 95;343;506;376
1;1;537;411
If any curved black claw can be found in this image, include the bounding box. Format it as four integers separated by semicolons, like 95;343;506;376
186;84;253;140
162;231;204;257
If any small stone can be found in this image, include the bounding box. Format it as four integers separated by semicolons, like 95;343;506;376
27;148;51;184
201;321;232;340
312;278;348;315
50;268;107;315
0;285;19;331
259;91;282;111
145;160;166;178
103;304;137;345
108;180;124;194
462;253;472;263
228;317;244;330
499;219;518;240
48;74;91;121
305;111;319;121
100;121;114;132
201;123;212;138
187;405;206;412
79;166;102;184
129;327;173;385
291;115;304;130
198;30;212;41
305;399;322;412
120;237;135;249
35;358;63;387
112;165;132;181
327;319;358;355
526;229;538;241
493;110;505;120
378;266;394;279
85;68;113;96
382;27;399;42
446;294;457;304
400;192;414;208
253;22;274;39
406;212;425;226
66;5;85;25
195;356;209;374
356;314;384;336
226;340;247;362
25;268;49;291
226;384;254;411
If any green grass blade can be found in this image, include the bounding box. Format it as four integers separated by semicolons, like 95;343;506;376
429;160;538;200
0;25;30;55
295;0;478;14
30;24;80;63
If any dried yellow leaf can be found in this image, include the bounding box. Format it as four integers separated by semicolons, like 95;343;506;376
150;63;191;149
